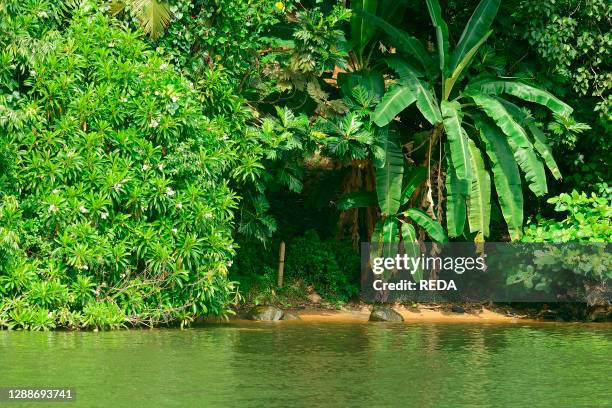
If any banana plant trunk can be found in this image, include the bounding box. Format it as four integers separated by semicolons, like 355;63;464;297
336;159;377;247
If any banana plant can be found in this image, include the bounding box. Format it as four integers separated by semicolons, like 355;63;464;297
337;0;416;100
337;125;449;281
336;1;449;254
363;0;577;241
348;0;408;70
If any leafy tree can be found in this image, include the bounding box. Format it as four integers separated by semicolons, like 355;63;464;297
519;0;610;118
140;1;347;244
502;0;611;190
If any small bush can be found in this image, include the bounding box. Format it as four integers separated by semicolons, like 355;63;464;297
523;189;611;242
285;230;360;302
507;190;612;302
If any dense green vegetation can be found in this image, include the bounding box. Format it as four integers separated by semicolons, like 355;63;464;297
0;5;238;329
1;0;609;329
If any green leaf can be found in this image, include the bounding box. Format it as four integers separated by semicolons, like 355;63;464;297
449;0;500;73
466;139;491;240
472;114;523;240
445;152;468;237
405;208;449;242
350;0;379;58
529;124;562;181
387;58;441;125
377;0;408;26
468;93;548;196
372;218;399;261
131;0;172;39
413;81;442;125
400;220;417;243
443;30;492;100
372;126;389;168
373;84;417;127
385;57;424;79
337;70;385;99
400;222;422;282
442;101;471;185
467;80;573;117
360;10;435;77
381;217;399;244
400;166;427;205
337;191;377;210
375;133;404;216
425;0;449;75
495;98;562;181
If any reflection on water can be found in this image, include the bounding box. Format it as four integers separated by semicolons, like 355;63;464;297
1;323;611;407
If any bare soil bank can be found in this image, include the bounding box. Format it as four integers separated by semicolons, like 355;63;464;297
221;303;533;324
223;301;612;324
295;305;526;323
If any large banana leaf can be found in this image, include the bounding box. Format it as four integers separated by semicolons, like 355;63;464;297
445;152;468;237
377;0;408;28
468;92;548;196
441;101;471;185
405;208;449;242
528;123;562;181
375;132;404;215
496;98;562;180
373;85;417;127
400;166;427;205
449;0;500;73
418;90;442;125
443;30;492;100
386;57;425;79
425;0;449;75
373;126;390;168
400;220;417;242
466;138;491;239
381;217;399;244
472;114;523;240
350;0;378;59
360;11;435;77
387;57;441;124
337;191;377;210
467;80;573;117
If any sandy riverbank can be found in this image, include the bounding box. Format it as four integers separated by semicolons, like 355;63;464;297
216;303;538;324
294;305;529;323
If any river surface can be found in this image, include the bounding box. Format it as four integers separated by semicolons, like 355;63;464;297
1;322;611;407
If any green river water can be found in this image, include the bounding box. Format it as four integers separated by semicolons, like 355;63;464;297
1;322;611;407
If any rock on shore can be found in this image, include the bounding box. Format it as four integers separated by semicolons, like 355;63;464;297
369;305;404;322
246;305;284;321
281;312;302;321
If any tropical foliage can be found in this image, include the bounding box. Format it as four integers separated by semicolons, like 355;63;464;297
1;3;237;329
505;189;611;301
513;0;610;191
523;188;612;243
365;0;581;242
231;230;359;305
0;0;609;329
